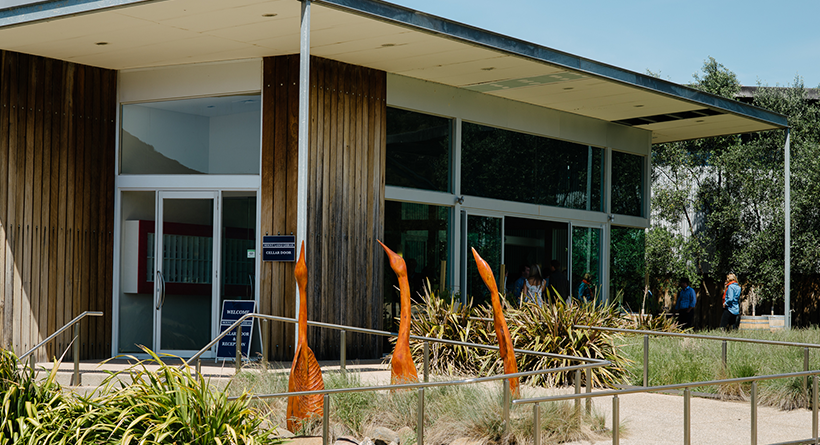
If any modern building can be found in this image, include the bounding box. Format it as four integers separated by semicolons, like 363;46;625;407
0;0;788;362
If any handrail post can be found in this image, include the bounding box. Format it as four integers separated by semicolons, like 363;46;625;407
323;394;330;445
804;348;810;408
423;341;430;382
612;395;619;445
196;359;201;378
503;378;511;435
575;369;581;417
751;381;757;445
340;330;346;373
586;367;593;414
722;340;727;368
813;375;818;443
236;324;242;374
533;402;541;445
684;388;691;445
72;323;81;386
417;387;425;445
643;334;649;387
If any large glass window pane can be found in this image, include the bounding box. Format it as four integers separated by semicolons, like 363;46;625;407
466;215;502;307
610;226;646;311
121;95;261;175
611;151;645;217
572;226;601;303
386;107;451;192
382;201;450;330
221;193;257;304
461;122;603;211
119;191;155;353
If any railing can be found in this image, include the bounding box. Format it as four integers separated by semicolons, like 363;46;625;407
575;325;820;404
189;313;609;376
513;370;820;445
205;313;610;445
19;311;104;386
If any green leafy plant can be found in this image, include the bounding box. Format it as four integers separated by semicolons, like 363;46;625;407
408;287;632;388
0;348;63;445
19;346;279;444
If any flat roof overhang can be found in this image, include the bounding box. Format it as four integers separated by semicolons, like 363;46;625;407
0;0;788;143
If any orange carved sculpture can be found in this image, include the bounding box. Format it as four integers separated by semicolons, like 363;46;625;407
378;240;420;385
287;241;325;432
471;247;519;396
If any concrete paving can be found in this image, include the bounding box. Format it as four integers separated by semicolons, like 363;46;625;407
34;359;818;444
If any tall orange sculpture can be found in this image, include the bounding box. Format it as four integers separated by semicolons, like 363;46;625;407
378;240;419;385
287;241;325;432
471;247;519;396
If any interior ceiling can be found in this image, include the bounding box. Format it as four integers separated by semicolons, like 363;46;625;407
0;0;786;143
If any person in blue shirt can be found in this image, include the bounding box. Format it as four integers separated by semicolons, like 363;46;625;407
512;264;530;305
674;277;697;329
720;273;741;330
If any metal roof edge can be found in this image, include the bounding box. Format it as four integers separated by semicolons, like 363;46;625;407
312;0;789;130
0;0;160;28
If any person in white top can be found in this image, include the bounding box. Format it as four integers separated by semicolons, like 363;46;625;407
521;263;546;306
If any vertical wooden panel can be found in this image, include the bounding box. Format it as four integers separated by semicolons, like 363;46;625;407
12;53;27;354
0;51;115;360
0;51;10;349
47;60;63;360
260;58;275;360
30;55;44;354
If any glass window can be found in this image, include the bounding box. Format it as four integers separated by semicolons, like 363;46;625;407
121;95;261;175
382;201;450;330
461;122;603;211
572;226;601;303
386;107;451;192
610;226;646;311
466;214;502;307
611;151;645;217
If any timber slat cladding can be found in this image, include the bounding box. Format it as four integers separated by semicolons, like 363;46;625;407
261;55;386;361
0;50;115;361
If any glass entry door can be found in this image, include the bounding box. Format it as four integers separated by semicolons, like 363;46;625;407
154;191;219;356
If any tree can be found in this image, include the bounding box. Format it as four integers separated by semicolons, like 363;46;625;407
648;57;820;318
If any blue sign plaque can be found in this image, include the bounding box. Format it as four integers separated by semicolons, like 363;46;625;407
216;300;256;360
262;235;296;262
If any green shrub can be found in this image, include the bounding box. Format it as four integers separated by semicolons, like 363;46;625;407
408;290;632;388
18;346;279;444
0;348;63;445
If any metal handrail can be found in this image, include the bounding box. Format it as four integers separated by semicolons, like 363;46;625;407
19;310;103;386
575;325;820;402
575;325;820;349
188;313;610;372
512;369;820;445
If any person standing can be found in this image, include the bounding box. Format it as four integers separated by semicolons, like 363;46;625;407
674;277;696;329
720;273;741;330
523;264;546;306
513;265;530;304
577;273;594;304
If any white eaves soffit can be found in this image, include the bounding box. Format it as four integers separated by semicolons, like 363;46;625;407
0;0;787;143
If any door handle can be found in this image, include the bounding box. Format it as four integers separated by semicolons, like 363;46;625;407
248;274;254;299
156;270;166;310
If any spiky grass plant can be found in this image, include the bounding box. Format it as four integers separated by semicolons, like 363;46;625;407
408;289;631;388
19;346;279;444
0;348;62;445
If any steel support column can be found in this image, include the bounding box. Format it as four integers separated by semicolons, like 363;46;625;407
784;128;791;329
296;0;311;346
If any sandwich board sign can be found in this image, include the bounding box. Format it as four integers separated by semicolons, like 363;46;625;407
216;300;256;360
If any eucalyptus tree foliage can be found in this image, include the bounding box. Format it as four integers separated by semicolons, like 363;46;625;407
649;57;820;306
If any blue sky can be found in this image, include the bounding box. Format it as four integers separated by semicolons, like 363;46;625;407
391;0;820;89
